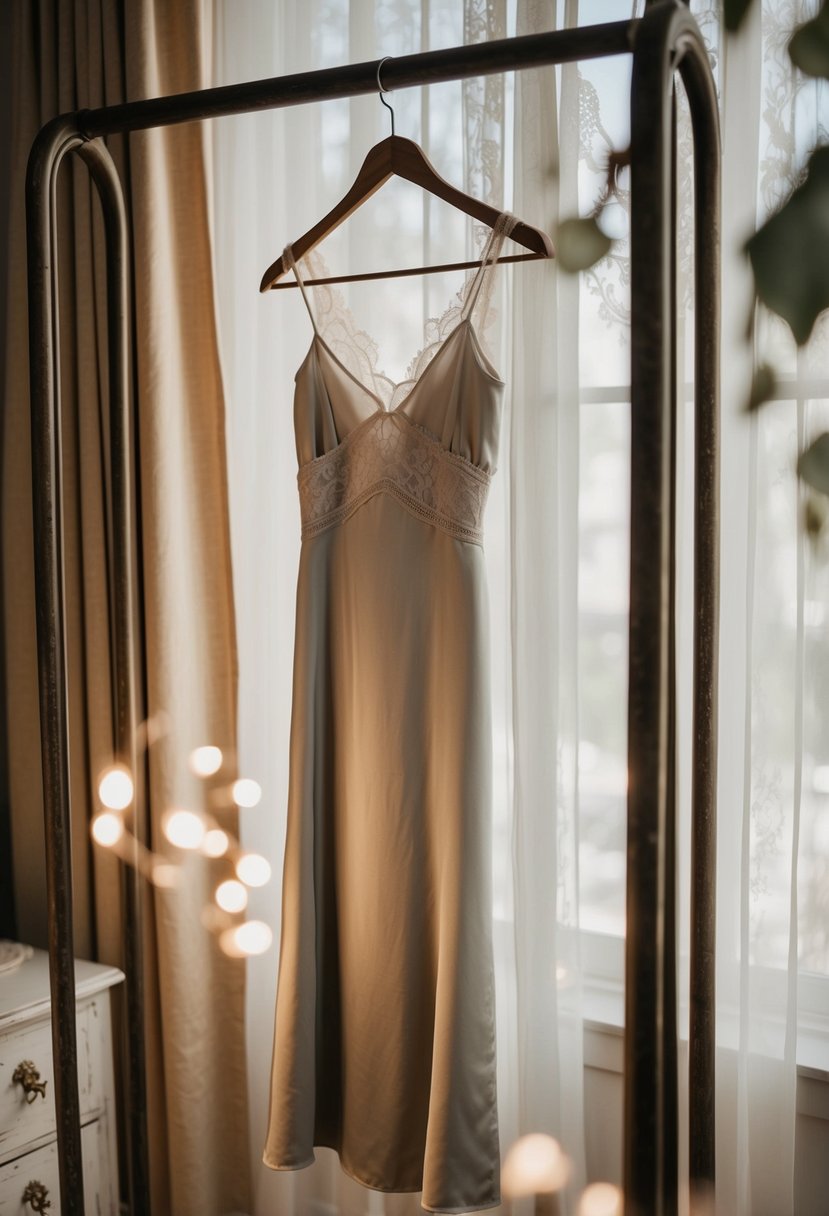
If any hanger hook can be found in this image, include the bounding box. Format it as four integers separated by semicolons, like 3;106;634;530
376;56;395;137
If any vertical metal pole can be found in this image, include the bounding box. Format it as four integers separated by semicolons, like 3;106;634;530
626;3;682;1211
27;122;150;1214
26;115;87;1216
77;138;151;1216
679;36;721;1201
661;79;680;1216
626;6;720;1211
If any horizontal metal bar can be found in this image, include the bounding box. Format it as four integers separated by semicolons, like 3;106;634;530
77;21;637;139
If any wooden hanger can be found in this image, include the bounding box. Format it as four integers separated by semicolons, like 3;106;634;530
260;59;555;293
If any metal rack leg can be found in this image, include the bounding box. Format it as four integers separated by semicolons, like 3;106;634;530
26;119;149;1215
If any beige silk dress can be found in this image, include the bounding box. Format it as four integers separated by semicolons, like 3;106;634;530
264;212;518;1214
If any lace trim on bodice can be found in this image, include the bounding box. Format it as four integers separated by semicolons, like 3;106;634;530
297;411;491;545
288;211;518;411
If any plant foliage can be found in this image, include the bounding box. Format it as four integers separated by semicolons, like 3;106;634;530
745;146;829;346
788;2;829;80
555;218;612;274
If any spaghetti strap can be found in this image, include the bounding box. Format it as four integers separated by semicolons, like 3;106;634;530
461;211;518;325
284;243;319;335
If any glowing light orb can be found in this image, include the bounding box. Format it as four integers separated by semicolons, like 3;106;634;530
215;879;248;914
152;862;179;889
189;745;223;777
202;828;230;858
220;920;273;957
232;777;262;808
97;766;134;811
501;1134;571;1198
235;852;271;888
91;813;124;847
579;1183;623;1216
163;809;206;850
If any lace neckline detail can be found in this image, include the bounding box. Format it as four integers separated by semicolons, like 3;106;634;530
287;211;517;411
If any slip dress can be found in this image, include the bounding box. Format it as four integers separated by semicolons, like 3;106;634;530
264;211;518;1214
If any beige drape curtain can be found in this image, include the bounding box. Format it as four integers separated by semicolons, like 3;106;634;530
1;3;249;1214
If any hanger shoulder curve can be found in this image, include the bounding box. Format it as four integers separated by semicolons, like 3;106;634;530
259;140;395;292
260;134;554;293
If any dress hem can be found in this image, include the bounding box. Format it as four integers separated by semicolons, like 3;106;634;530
262;1147;501;1213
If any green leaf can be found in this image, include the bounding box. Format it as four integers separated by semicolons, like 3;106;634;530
745;362;779;412
724;0;755;33
789;4;829;80
746;146;829;345
797;432;829;495
804;492;828;540
556;218;612;274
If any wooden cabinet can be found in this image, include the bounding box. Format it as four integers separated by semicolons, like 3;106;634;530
0;949;122;1214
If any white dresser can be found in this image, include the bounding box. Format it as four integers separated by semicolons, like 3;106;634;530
0;948;123;1214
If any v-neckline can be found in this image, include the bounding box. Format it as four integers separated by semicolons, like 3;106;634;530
310;314;474;420
287;213;510;418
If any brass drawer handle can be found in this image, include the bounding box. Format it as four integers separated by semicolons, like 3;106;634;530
13;1060;48;1103
22;1180;51;1211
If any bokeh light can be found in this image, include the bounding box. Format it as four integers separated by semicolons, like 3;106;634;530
220;920;273;957
152;862;180;889
501;1134;572;1198
579;1182;623;1216
216;879;248;913
189;745;223;777
235;852;271;887
92;812;124;847
163;809;206;850
202;828;230;858
97;766;134;811
232;777;262;808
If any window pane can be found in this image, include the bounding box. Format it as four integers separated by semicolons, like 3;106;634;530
578;400;629;936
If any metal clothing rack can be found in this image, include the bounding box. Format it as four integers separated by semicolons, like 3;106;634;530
25;3;719;1213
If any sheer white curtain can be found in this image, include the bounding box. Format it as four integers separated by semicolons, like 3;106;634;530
208;2;828;1215
674;4;829;1214
209;1;586;1213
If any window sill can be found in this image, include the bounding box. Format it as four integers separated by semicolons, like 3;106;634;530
581;977;829;1121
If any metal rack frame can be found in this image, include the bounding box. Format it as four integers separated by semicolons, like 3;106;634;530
25;3;719;1212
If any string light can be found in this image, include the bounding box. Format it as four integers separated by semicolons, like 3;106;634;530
220;920;273;957
163;809;206;850
202;828;230;858
501;1134;572;1198
151;862;180;889
215;879;248;913
94;737;266;951
97;766;134;811
92;813;124;847
232;777;262;808
578;1183;623;1216
189;745;223;777
235;852;271;887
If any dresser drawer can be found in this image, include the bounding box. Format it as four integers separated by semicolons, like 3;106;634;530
0;1118;107;1214
0;1000;102;1163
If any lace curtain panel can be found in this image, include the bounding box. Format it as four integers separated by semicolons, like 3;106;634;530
209;2;829;1214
